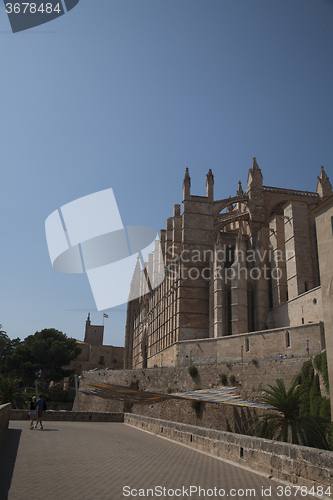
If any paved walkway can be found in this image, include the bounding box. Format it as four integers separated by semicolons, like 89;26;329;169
0;421;317;500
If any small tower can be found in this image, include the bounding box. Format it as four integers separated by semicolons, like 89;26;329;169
316;166;332;199
206;169;214;201
246;158;265;244
84;313;104;346
183;167;191;200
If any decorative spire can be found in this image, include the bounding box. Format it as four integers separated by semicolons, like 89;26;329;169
183;167;191;200
316;165;332;199
237;180;243;196
206;169;214;182
206;168;214;200
184;167;191;184
247;157;263;191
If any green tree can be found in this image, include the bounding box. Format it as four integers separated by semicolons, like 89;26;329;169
247;379;329;450
0;376;26;408
298;360;314;415
0;326;21;375
310;373;324;416
6;328;81;386
313;351;330;393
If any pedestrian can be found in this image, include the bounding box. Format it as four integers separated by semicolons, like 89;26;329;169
28;396;37;430
36;396;46;429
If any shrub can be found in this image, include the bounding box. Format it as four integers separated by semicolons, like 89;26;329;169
191;400;201;412
299;360;314;415
320;351;329;393
310;374;323;415
320;397;331;420
229;375;236;385
252;358;259;366
220;373;228;385
188;365;198;378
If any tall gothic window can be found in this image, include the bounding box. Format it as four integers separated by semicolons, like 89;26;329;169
247;284;255;332
227;286;232;335
285;331;290;348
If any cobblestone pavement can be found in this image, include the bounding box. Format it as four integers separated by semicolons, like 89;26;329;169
0;421;325;500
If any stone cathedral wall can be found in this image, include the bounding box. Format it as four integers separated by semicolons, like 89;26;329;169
146;321;324;368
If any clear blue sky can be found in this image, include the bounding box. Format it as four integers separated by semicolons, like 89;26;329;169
1;0;332;347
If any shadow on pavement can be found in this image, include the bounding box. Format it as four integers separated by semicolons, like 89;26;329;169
0;428;22;500
37;428;59;432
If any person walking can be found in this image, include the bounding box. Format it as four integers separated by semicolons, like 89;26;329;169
28;396;37;430
35;396;46;429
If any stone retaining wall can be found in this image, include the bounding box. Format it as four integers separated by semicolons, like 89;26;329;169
125;414;333;490
79;356;309;400
76;357;311;434
10;409;123;422
0;403;11;440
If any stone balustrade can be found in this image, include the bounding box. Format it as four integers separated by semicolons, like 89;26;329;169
125;413;333;490
10;409;124;422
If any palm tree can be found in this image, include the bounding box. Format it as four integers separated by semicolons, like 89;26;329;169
0;376;27;409
247;379;329;450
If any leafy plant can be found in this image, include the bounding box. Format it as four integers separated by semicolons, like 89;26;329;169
247;379;329;450
229;374;236;385
310;374;323;415
220;373;228;385
314;351;329;393
188;365;198;378
191;400;201;412
130;380;139;390
0;376;27;409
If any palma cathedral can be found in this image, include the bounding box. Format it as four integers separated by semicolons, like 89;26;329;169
124;160;332;370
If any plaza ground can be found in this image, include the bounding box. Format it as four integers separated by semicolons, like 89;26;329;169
0;421;319;500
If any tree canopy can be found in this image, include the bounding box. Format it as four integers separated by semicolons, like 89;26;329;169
0;326;21;375
5;328;81;385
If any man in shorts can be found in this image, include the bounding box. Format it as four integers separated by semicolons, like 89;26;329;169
36;396;45;429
